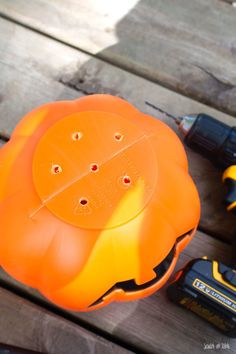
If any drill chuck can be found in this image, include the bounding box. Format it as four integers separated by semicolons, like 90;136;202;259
145;102;236;169
181;114;236;169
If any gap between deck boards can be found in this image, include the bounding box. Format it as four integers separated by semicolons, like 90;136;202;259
0;281;139;354
1;4;236;353
0;8;235;120
0;11;190;106
0;228;234;354
220;0;234;4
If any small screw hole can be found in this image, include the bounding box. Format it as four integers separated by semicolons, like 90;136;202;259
80;198;88;206
72;132;83;141
114;133;123;141
51;164;62;174
90;163;99;172
123;176;131;185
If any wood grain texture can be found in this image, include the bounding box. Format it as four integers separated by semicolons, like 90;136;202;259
0;0;236;116
0;287;132;354
1;231;235;354
1;17;236;241
1;5;236;354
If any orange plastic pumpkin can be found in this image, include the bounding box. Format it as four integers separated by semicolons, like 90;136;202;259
0;95;200;311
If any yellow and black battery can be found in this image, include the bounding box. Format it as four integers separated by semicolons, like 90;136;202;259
167;258;236;337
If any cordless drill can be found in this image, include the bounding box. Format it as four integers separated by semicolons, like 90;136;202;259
146;102;236;337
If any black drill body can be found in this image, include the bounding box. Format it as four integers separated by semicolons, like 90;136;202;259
184;114;236;169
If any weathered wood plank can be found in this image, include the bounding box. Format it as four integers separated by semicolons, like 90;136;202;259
0;287;132;354
0;18;235;241
1;230;235;354
1;0;236;116
1;8;235;354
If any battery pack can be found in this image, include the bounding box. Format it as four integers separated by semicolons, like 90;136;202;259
167;258;236;337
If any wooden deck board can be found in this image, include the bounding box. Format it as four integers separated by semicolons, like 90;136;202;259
1;0;236;116
0;231;235;354
0;17;235;241
1;4;236;353
0;287;132;354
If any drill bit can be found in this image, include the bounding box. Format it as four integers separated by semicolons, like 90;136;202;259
145;101;180;123
145;101;199;135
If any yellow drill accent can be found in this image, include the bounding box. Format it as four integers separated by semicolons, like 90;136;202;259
222;165;236;182
212;261;236;292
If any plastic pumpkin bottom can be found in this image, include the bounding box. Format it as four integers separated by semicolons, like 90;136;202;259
0;95;200;311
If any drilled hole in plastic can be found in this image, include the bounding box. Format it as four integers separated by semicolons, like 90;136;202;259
114;133;123;141
90;163;99;172
72;132;83;141
80;198;88;206
122;176;131;185
51;164;62;174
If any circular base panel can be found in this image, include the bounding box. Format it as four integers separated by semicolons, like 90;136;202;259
32;111;157;229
